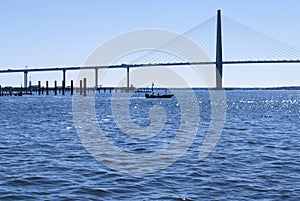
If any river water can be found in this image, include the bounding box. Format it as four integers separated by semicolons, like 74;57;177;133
0;90;299;200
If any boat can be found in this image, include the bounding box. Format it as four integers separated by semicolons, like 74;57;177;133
145;83;173;98
145;93;173;98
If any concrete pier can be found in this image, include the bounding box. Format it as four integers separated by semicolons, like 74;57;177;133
46;81;49;95
71;80;74;95
38;81;41;95
79;80;83;95
127;67;130;90
62;69;66;95
54;81;57;95
95;68;98;89
0;82;144;96
83;78;87;97
24;71;28;88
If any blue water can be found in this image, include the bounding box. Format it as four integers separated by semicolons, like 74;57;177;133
1;90;300;200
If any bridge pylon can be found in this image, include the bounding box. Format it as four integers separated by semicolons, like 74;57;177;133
216;9;223;89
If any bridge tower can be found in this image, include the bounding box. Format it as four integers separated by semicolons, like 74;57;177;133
216;9;223;89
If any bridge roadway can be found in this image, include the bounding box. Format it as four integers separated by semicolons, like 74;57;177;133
1;59;300;74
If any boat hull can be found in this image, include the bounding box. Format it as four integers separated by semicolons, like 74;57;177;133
145;93;174;98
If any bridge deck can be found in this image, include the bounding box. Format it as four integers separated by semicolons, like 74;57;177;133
1;60;300;74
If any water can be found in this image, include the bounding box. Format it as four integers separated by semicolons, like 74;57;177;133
1;90;300;200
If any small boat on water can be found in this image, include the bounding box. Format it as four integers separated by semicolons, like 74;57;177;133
145;83;174;99
145;93;173;98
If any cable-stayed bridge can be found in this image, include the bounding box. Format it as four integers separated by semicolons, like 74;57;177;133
1;10;300;91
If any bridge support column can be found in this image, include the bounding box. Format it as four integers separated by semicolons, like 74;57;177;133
62;69;66;95
70;80;73;95
127;67;129;90
46;81;49;95
38;81;41;95
80;80;83;95
54;80;57;95
95;68;98;89
24;71;28;88
216;9;223;89
83;78;87;97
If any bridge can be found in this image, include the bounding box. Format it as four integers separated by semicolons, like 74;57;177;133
1;10;300;92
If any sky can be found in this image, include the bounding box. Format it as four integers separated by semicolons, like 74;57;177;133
1;0;300;87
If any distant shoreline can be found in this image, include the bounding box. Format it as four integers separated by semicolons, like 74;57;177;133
224;86;300;90
172;86;300;91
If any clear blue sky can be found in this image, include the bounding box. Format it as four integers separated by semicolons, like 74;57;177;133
1;0;300;87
